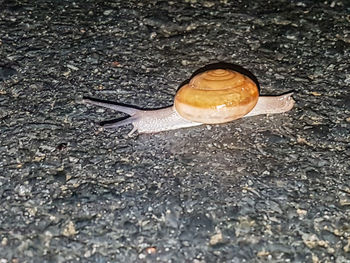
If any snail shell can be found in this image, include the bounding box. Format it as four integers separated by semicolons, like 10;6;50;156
83;68;295;135
174;69;259;124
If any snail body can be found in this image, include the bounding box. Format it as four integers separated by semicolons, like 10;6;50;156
83;69;295;134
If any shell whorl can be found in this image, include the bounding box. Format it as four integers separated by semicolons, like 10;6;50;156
174;69;259;124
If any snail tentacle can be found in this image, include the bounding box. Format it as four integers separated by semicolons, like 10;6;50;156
83;97;141;133
82;97;140;116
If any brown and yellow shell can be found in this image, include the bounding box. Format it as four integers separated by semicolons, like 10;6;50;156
174;69;259;124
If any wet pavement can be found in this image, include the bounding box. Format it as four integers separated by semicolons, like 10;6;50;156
1;0;350;262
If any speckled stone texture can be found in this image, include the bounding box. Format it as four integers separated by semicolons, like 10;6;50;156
1;0;350;262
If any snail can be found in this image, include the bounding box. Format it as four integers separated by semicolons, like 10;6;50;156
83;68;295;135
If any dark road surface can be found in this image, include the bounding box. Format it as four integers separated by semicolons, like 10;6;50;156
1;1;350;262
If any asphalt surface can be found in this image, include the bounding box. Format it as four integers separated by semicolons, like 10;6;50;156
1;0;350;262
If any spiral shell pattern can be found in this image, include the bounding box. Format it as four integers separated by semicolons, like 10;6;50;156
174;69;259;124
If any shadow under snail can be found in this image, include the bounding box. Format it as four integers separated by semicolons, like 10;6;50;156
83;68;295;135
